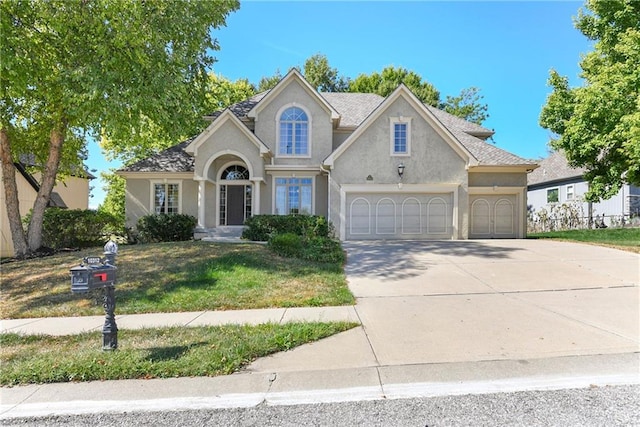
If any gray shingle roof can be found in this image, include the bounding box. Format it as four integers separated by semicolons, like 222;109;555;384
205;91;269;120
120;90;533;173
321;92;384;127
451;129;532;166
426;106;494;138
120;138;195;173
528;151;584;185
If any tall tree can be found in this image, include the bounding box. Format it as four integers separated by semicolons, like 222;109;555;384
440;87;489;125
303;54;349;92
0;0;239;257
257;69;284;92
99;73;254;222
349;66;440;107
539;0;640;201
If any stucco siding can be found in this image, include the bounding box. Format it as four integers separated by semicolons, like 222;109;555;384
332;97;467;185
328;97;469;239
193;121;264;181
254;81;334;165
469;172;527;188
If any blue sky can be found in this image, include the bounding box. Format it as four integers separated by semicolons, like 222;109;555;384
87;0;591;208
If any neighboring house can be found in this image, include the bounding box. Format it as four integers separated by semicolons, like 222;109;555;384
527;151;640;227
0;162;94;257
118;69;538;241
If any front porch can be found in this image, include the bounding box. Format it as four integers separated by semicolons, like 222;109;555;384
193;226;245;242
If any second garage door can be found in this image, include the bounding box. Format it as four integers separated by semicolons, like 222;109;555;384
469;194;518;238
346;193;454;240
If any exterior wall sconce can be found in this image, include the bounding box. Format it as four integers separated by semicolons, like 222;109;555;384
397;163;405;179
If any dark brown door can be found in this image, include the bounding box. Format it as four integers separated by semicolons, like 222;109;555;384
227;185;245;225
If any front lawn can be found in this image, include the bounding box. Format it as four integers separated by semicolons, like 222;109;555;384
0;322;358;386
1;241;354;319
528;227;640;253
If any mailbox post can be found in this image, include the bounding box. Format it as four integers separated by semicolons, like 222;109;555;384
102;242;118;350
70;241;119;350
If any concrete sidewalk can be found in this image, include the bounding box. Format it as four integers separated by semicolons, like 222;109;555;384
2;239;639;420
0;306;360;337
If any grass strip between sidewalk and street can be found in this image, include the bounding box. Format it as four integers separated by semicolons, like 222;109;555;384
1;241;354;319
0;321;358;386
528;228;640;254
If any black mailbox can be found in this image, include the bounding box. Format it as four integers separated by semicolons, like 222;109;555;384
70;259;117;293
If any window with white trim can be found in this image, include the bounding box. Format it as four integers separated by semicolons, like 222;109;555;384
566;185;575;201
154;183;179;214
391;117;411;156
275;177;313;215
279;107;309;156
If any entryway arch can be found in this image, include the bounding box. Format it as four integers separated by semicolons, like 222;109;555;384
217;162;252;226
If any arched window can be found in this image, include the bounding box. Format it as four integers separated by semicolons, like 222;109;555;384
279;107;309;156
221;165;249;180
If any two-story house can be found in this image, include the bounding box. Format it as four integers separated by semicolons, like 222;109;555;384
118;70;537;240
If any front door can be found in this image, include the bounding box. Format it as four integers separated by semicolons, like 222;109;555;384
227;185;245;225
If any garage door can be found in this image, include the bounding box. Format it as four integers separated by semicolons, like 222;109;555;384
346;193;454;240
469;195;518;238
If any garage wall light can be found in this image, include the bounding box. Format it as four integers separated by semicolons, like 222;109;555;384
397;163;405;179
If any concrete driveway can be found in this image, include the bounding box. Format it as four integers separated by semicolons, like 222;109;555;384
249;239;639;372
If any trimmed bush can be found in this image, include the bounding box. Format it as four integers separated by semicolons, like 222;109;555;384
23;208;121;250
301;237;345;264
267;233;303;258
243;215;331;241
136;214;197;243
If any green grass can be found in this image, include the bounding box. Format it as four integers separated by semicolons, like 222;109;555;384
0;322;358;386
1;241;354;319
528;227;640;253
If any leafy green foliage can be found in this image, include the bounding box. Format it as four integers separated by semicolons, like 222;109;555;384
440;87;489;125
136;214;197;243
349;66;441;107
242;215;331;241
539;0;640;201
257;69;285;92
303;54;350;92
22;208;121;250
0;322;359;385
98;170;125;227
268;232;303;258
0;0;240;255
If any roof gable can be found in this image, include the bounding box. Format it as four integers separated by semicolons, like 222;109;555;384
324;84;477;167
185;109;271;157
247;69;340;123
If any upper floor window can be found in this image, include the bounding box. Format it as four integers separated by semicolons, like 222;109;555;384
391;117;411;156
279;107;309;156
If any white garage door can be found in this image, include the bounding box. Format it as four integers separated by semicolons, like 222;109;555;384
469;194;518;238
346;193;454;240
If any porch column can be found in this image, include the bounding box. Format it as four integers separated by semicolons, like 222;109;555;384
197;179;206;228
251;179;261;215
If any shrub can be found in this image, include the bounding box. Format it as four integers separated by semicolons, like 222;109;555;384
301;237;345;264
23;208;121;250
267;233;303;258
243;215;332;241
136;214;197;243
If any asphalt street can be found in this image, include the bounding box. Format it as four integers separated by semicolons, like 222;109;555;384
4;385;639;427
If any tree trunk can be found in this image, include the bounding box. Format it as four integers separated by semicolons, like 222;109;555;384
26;126;65;252
0;127;29;257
